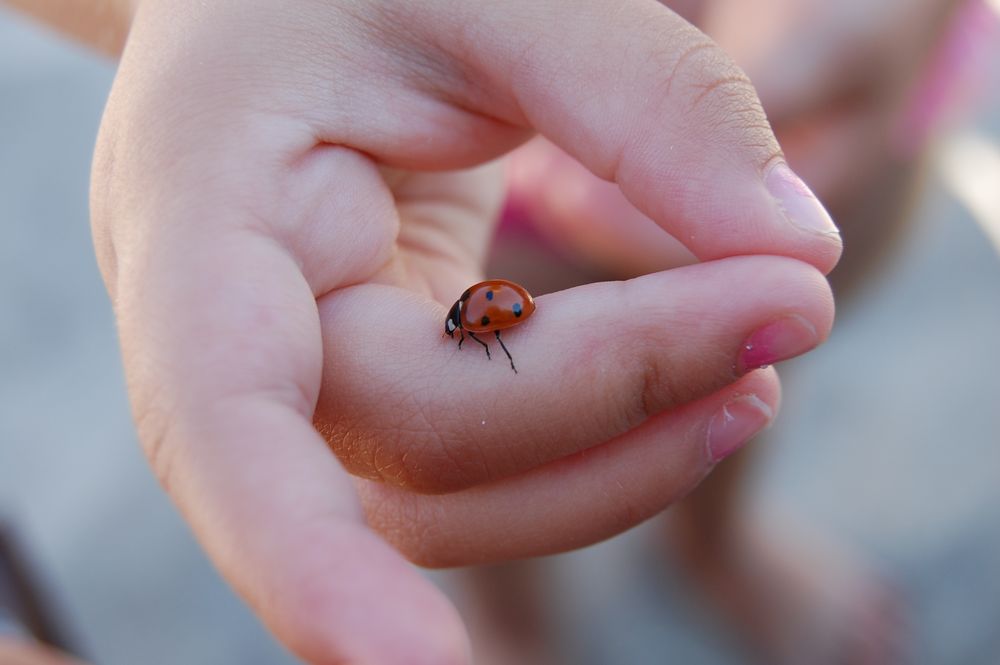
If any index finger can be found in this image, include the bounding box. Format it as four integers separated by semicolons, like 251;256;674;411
318;0;843;273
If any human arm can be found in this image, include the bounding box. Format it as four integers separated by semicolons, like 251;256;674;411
0;638;87;665
3;0;132;56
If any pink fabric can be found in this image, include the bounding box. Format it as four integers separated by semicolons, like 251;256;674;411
896;0;1000;157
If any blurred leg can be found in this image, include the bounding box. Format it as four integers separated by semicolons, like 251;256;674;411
664;157;923;664
0;638;87;665
458;562;556;665
0;522;87;665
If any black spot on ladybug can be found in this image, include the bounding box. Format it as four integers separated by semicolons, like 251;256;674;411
486;290;494;301
481;315;490;326
512;302;523;317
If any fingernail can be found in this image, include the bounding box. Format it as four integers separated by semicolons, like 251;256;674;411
738;314;819;374
706;394;773;463
765;162;840;238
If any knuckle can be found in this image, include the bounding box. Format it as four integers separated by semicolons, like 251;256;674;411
686;68;757;116
650;28;725;104
685;70;775;159
611;318;724;426
647;32;774;150
596;359;654;434
574;287;691;434
570;355;665;442
653;29;751;110
615;32;780;207
637;354;671;420
628;351;684;422
630;338;733;418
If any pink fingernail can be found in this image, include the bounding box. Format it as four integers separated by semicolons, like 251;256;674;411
765;162;840;238
737;314;819;374
706;394;773;463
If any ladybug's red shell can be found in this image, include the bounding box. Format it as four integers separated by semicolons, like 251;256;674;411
453;280;535;333
444;279;535;373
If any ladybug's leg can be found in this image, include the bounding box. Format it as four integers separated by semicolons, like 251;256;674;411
458;329;465;350
495;331;517;374
468;332;491;360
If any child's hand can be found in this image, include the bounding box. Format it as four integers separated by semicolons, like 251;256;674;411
91;1;840;662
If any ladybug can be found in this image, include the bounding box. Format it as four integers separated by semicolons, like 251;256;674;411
445;279;536;373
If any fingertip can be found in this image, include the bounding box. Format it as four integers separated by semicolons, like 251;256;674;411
728;365;783;410
706;368;781;464
763;160;844;274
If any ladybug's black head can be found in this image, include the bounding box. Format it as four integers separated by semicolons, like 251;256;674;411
445;301;462;338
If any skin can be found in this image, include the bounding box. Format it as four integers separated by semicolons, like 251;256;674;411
4;0;131;55
0;638;87;665
10;0;841;663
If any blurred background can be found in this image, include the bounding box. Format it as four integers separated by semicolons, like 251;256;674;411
1;1;999;663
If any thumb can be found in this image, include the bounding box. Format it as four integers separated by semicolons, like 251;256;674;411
365;0;843;273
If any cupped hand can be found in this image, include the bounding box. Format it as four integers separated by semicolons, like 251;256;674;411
91;0;840;662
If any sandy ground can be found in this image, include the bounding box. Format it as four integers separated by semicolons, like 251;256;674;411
2;7;999;664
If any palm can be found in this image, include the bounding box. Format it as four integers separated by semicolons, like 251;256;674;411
372;164;506;304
